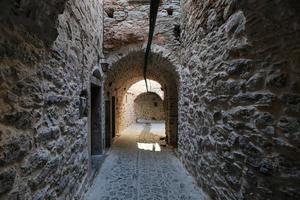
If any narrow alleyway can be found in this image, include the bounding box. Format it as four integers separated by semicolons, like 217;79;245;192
1;1;299;199
86;123;207;200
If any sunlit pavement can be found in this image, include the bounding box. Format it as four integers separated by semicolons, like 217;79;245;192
86;123;207;200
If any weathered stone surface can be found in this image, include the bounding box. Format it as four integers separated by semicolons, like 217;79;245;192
104;0;180;52
1;111;33;129
259;159;274;175
246;72;265;91
261;126;275;136
266;71;288;88
255;112;274;127
27;157;60;191
179;0;300;199
0;0;299;200
0;0;103;199
277;117;299;134
225;11;245;36
226;59;251;76
45;95;70;105
21;149;50;175
0;170;16;194
35;126;60;143
231;92;277;105
0;135;31;166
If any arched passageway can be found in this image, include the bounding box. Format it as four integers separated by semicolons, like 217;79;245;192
104;50;179;147
1;0;299;199
85;49;210;200
112;79;165;130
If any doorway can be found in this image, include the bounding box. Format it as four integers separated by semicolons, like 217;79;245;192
112;96;116;138
91;83;102;155
105;100;111;148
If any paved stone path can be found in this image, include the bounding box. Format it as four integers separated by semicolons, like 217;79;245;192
86;123;208;200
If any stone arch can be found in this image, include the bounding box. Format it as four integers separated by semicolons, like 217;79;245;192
134;92;165;122
105;48;180;146
105;43;181;78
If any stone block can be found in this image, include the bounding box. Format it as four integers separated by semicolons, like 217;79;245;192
1;111;33;129
226;59;251;76
254;112;274;128
0;135;31;166
35;126;60;143
45;95;70;105
21;149;50;175
277;117;299;134
246;72;265;91
266;72;288;88
0;170;16;194
231;92;276;106
225;11;245;36
259;159;273;175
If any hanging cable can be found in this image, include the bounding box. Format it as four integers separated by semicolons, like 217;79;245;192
144;0;160;92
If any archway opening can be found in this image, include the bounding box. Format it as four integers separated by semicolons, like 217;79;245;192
104;50;179;147
121;79;164;127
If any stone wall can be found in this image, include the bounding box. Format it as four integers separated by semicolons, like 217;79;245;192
179;0;300;199
134;92;164;121
119;92;136;131
0;0;103;199
103;0;180;53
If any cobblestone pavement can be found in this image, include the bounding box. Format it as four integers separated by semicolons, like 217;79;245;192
86;123;208;200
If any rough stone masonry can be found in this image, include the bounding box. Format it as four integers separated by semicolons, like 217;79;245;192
0;0;299;200
179;0;300;199
0;0;103;199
